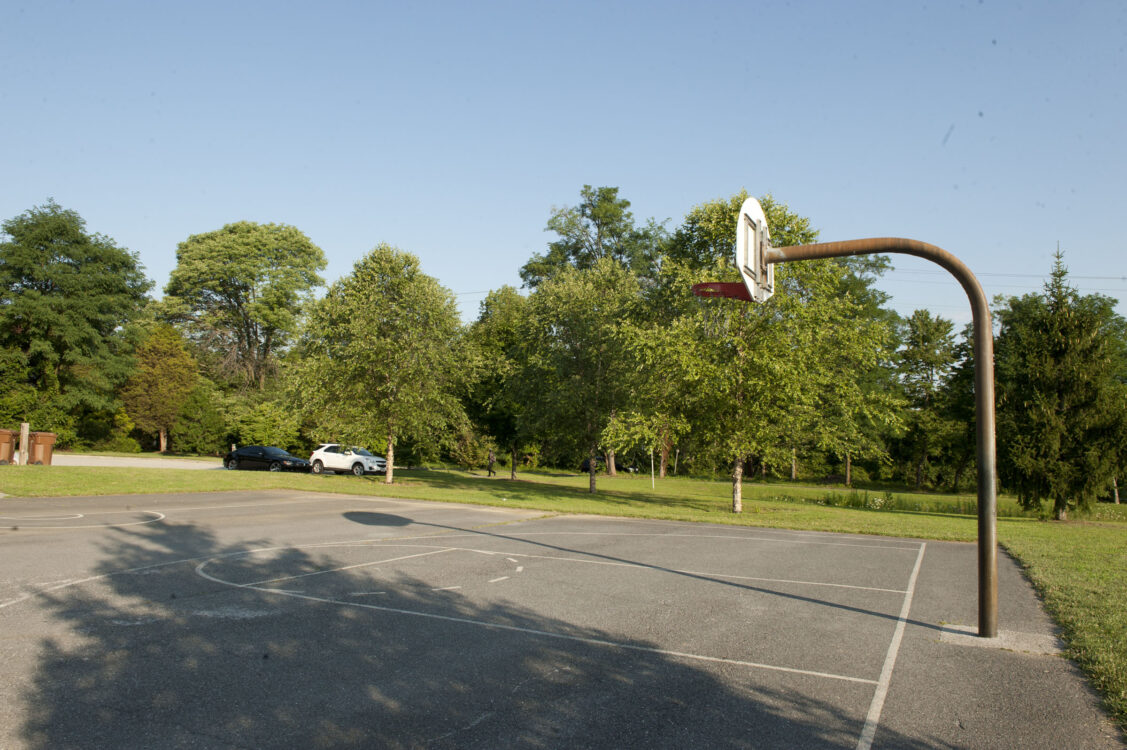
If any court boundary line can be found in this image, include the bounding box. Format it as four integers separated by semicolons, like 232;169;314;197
856;542;927;750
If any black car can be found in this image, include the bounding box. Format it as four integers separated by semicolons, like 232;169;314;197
224;445;310;472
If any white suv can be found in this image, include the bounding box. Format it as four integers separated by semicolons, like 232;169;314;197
309;444;388;476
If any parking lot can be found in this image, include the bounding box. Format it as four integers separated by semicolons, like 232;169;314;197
0;490;1120;748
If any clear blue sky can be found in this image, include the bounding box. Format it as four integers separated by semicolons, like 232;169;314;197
3;0;1125;325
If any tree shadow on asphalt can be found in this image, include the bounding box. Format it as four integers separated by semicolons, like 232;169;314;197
16;516;951;749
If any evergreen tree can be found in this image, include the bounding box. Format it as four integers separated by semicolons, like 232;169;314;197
120;326;198;452
995;253;1127;519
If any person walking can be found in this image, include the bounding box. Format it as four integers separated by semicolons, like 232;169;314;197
487;449;496;477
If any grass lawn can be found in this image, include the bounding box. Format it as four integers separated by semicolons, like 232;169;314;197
2;463;1125;731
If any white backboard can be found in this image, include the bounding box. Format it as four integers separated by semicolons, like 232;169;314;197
735;197;774;303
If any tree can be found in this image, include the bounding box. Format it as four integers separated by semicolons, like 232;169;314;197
291;244;466;483
171;379;230;455
0;200;151;443
995;253;1127;519
120;326;198;452
666;191;820;271
518;258;640;493
163;221;326;390
519;185;666;288
466;286;530;480
666;192;900;505
892;310;960;487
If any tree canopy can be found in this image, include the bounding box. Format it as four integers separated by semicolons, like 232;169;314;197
291;244;466;483
163;221;326;390
519;185;666;288
0;200;151;441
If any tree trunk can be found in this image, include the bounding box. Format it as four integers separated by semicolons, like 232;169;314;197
659;435;669;479
674;449;680;476
845;453;852;487
791;448;797;481
159;428;168;454
606;448;617;477
1114;476;1120;504
384;435;395;484
732;456;744;513
588;445;597;494
510;445;518;481
1055;503;1067;521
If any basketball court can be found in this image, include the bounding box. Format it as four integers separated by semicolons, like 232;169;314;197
0;490;1119;748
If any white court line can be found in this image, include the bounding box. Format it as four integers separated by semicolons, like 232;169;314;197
244;548;455;586
508;530;921;551
856;543;927;750
193;565;879;686
0;513;85;520
488;576;509;583
0;510;165;530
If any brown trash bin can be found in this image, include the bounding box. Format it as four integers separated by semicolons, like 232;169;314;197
0;429;16;465
27;432;57;466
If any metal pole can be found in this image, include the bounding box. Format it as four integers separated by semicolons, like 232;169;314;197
766;238;998;638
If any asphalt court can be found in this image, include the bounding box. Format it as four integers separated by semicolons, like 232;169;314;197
0;491;1121;749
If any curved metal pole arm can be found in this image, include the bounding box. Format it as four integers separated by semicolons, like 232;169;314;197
768;237;998;638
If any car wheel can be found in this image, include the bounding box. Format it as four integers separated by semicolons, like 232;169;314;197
351;463;365;477
227;458;239;470
269;461;282;472
311;460;324;475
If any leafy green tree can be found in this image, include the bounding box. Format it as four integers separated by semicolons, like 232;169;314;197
291;244;467;483
995;253;1127;519
666;191;819;271
120;325;198;452
0;201;151;442
163;221;326;390
466;286;530;479
936;324;979;491
518;258;640;493
671;193;901;504
892;310;960;487
171;379;230;455
613;259;711;478
234;400;302;451
519;185;666;288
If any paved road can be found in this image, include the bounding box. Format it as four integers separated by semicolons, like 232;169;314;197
49;453;224;470
0;490;1121;749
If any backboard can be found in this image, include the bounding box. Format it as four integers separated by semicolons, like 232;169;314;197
735;197;773;302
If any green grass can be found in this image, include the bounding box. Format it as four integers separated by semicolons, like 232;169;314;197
2;464;1125;731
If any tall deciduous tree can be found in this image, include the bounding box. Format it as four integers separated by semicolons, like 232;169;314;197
120;325;198;452
995;253;1127;520
466;286;530;480
163;221;326;390
673;192;900;506
519;185;665;288
0;200;151;442
291;244;466;483
893;310;960;487
518;258;640;493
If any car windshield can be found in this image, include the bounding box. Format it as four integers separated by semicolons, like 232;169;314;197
351;448;374;457
264;447;293;458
